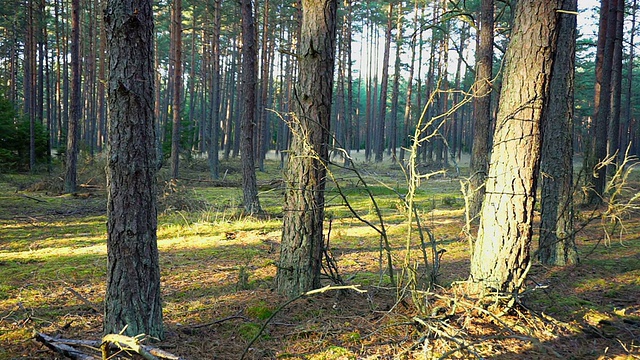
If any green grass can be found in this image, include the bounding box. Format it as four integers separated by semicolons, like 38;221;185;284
1;157;639;359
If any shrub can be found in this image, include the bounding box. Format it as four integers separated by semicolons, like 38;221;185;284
0;95;49;170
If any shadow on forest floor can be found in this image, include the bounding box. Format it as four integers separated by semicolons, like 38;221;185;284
1;160;639;359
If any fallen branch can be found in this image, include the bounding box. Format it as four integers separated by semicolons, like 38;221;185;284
183;312;247;330
102;334;187;360
102;334;158;360
35;332;186;360
240;285;366;360
34;332;98;360
66;287;102;314
18;193;46;203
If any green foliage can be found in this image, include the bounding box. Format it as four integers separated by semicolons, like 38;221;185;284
246;301;274;320
0;95;49;170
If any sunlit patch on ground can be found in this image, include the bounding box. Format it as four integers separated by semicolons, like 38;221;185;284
1;158;639;359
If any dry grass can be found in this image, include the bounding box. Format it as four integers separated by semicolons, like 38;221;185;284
0;156;639;359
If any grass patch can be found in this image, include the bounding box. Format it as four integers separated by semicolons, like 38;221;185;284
1;157;639;359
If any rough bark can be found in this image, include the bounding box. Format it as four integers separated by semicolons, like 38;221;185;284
240;0;261;214
276;0;337;298
539;0;578;266
103;0;164;338
470;0;561;295
468;0;494;222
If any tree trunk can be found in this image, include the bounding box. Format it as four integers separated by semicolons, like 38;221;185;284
608;0;624;165
470;0;561;296
276;0;337;298
399;2;418;163
375;3;393;163
588;0;617;204
208;0;221;179
240;0;261;214
256;0;270;172
170;0;182;180
623;0;637;154
388;6;402;162
468;0;494;221
539;0;578;266
104;0;163;338
64;0;80;192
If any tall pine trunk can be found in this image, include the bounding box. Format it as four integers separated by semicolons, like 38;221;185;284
240;0;261;214
539;0;578;266
470;0;562;297
104;0;163;338
276;0;338;298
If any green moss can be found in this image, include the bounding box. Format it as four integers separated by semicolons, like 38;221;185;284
247;301;274;320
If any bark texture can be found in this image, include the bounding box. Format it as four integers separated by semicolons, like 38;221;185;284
240;0;261;214
276;0;337;298
468;0;494;221
64;0;80;193
539;0;578;266
104;0;163;338
470;0;561;294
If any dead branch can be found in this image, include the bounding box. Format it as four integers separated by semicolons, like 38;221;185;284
35;332;186;360
183;312;247;330
66;287;102;314
240;285;367;360
34;332;98;360
18;193;46;203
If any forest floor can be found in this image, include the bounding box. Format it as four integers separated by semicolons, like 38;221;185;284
0;153;639;359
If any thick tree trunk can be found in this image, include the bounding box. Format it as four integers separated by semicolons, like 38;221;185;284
470;0;561;295
240;0;261;214
468;0;494;222
104;0;163;338
276;0;337;298
539;0;578;266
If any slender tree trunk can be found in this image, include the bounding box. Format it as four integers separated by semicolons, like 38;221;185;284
470;0;562;296
170;0;182;179
344;0;354;163
399;1;418;163
65;0;80;192
589;0;617;204
623;0;637;153
388;6;402;162
104;0;163;338
256;0;270;172
539;0;578;266
208;0;221;179
375;3;394;163
240;0;261;214
608;0;624;165
276;0;338;298
468;0;494;221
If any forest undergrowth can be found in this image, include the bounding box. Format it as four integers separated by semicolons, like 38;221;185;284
0;155;639;359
